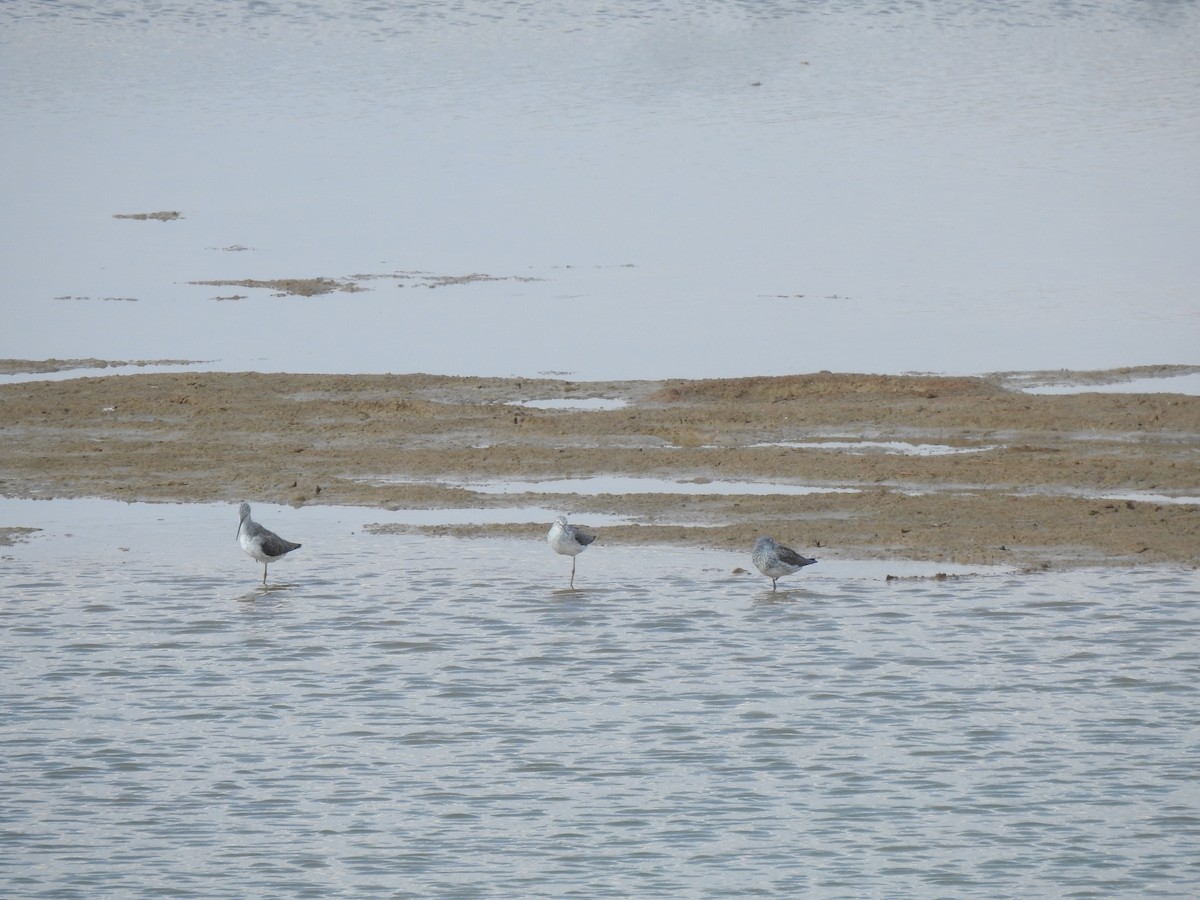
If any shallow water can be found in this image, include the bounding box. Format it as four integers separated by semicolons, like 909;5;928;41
2;499;1198;896
1021;373;1200;396
753;440;1002;456
2;0;1198;891
414;475;861;497
1;0;1197;379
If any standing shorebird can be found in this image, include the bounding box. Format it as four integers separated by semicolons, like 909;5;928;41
547;515;596;588
237;502;302;585
752;536;817;591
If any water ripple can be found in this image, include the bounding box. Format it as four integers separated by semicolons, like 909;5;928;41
2;503;1199;895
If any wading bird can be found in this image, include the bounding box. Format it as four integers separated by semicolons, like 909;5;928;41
547;515;596;588
752;535;817;590
237;502;302;585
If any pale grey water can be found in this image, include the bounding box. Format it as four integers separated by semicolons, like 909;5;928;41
2;499;1199;896
2;0;1198;378
2;2;1199;894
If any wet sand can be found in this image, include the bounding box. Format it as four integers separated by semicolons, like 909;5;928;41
1;366;1197;569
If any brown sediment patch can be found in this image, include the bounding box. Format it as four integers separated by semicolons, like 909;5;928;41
189;270;542;298
395;272;543;288
0;370;1197;569
348;270;543;288
189;277;364;297
0;526;40;547
113;211;183;221
990;364;1200;391
650;371;1001;403
0;358;206;375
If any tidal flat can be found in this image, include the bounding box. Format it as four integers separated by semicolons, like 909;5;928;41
1;367;1196;569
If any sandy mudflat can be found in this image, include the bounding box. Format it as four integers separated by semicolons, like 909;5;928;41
1;367;1197;569
0;358;203;375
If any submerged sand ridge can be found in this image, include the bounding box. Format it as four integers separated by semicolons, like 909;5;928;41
0;369;1197;568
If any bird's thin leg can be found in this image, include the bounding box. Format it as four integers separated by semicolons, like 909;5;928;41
262;564;268;585
771;577;777;591
570;557;576;589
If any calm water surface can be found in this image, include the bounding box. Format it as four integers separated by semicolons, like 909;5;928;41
2;500;1198;896
2;2;1198;890
1;0;1197;378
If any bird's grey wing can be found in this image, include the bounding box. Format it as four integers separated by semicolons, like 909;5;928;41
573;527;597;547
776;545;814;567
259;530;300;557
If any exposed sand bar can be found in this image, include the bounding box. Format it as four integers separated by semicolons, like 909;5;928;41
1;368;1197;569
